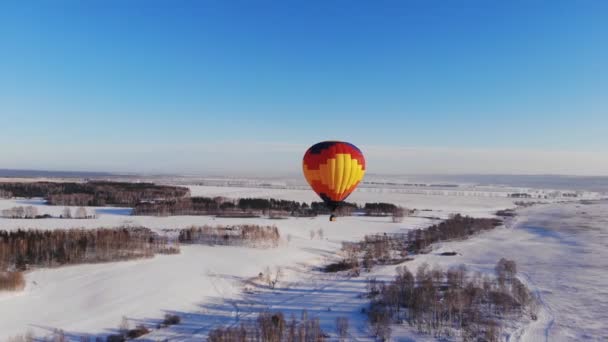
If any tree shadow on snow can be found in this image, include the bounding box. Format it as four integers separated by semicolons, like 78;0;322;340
51;269;373;341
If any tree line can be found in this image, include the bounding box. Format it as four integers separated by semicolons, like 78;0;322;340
406;214;501;254
324;215;502;275
366;260;534;341
176;224;281;248
0;181;190;206
133;196;409;218
0;227;179;272
208;310;327;342
0;206;94;219
133;197;342;216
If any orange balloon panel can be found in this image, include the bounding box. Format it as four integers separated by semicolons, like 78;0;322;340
302;141;366;205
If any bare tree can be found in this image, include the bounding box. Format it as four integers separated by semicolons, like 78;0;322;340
317;228;324;240
24;206;38;219
336;317;349;340
119;316;129;336
392;207;405;223
52;329;66;342
264;266;283;289
75;207;88;219
62;207;72;219
6;330;34;342
15;207;24;218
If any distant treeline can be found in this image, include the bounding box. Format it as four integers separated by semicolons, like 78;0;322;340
366;259;535;340
176;224;280;247
0;227;178;272
325;215;502;274
133;196;408;218
134;197;342;216
0;206;95;219
0;181;190;206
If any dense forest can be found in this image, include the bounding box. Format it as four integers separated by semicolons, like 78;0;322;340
133;196;405;218
367;260;534;341
0;181;189;206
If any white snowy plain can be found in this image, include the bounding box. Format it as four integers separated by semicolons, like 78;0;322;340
0;185;606;341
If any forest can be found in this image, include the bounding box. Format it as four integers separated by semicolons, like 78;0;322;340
366;260;534;341
0;181;190;206
133;196;405;218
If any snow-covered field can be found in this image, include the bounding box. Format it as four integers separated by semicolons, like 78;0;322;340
0;184;606;341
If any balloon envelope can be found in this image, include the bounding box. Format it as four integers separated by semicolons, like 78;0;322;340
302;141;366;211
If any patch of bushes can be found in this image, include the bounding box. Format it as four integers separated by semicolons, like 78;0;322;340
126;325;150;339
176;225;280;247
324;260;357;273
163;313;181;326
0;271;25;291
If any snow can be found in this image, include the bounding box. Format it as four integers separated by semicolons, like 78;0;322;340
0;196;432;339
0;185;606;341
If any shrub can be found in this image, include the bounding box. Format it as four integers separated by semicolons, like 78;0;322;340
163;313;181;325
0;271;25;291
106;335;125;342
323;260;356;273
126;325;150;339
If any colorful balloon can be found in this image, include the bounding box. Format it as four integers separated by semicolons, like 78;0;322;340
302;141;366;217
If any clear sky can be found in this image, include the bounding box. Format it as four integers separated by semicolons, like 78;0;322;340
1;1;607;175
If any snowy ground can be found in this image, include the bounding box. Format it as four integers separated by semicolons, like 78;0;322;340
0;185;606;341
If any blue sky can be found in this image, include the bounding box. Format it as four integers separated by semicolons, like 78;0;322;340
1;1;607;175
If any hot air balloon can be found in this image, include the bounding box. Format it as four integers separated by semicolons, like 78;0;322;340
302;141;366;221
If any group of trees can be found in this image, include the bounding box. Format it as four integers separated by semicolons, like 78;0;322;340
406;215;502;254
133;196;411;220
325;215;502;275
364;203;397;216
0;181;414;219
0;206;94;219
325;234;409;275
208;310;326;342
0;227;179;272
367;260;534;341
133;196;333;217
177;224;280;248
0;270;25;291
1;206;42;219
0;181;190;206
